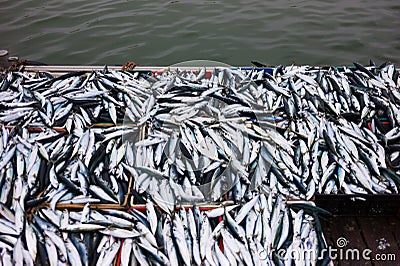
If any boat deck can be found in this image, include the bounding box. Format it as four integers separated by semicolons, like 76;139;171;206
322;216;400;265
317;195;400;265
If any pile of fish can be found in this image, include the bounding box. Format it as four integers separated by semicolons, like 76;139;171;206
0;192;329;265
0;69;155;209
0;62;400;265
0;68;155;128
0;125;142;210
138;63;400;203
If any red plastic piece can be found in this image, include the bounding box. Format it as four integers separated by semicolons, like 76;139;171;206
218;215;224;252
115;239;124;266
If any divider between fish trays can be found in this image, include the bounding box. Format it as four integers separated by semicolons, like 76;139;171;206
126;200;236;212
4;123;138;133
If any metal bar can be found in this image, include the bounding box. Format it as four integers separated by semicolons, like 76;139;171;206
20;65;276;78
5;126;67;133
23;65;157;72
23;65;250;72
53;203;127;210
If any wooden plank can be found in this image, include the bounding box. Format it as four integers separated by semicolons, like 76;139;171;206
322;216;366;249
386;216;400;252
357;217;399;265
322;216;400;265
321;216;370;265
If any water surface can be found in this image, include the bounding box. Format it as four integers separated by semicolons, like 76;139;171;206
1;0;399;66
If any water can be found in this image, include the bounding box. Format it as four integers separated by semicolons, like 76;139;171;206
1;0;400;66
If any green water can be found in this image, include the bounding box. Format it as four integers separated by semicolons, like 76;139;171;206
1;0;399;66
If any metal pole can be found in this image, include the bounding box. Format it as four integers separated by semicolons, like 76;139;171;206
0;50;9;68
